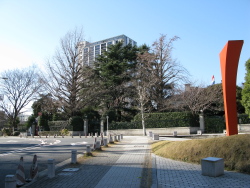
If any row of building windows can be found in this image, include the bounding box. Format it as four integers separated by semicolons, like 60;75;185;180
80;35;137;66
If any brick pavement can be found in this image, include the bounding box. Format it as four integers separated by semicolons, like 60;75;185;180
22;136;250;188
23;136;150;188
152;147;250;188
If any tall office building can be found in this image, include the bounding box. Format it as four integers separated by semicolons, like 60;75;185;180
78;34;137;67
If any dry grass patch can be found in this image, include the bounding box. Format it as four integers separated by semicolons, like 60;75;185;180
152;134;250;173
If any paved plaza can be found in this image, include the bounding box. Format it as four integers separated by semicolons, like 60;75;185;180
21;136;250;188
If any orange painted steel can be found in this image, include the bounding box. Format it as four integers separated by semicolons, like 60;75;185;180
219;40;243;136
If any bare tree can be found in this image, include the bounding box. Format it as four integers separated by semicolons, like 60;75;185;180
0;66;42;130
174;83;223;114
151;34;189;111
134;52;158;136
43;28;89;117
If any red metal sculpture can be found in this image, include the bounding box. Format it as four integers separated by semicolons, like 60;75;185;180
220;40;244;136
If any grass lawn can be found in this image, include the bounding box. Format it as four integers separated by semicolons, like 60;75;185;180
152;134;250;174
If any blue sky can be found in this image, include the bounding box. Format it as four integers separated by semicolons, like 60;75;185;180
0;0;249;86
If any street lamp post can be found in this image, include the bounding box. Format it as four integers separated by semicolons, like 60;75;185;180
106;116;109;136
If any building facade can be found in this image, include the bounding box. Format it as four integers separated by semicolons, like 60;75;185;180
79;34;137;67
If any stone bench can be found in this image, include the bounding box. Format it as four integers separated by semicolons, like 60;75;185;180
201;157;224;177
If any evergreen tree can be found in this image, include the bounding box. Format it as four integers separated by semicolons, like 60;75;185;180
93;42;139;121
241;59;250;116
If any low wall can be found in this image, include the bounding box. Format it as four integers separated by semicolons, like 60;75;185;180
238;124;250;133
109;127;200;136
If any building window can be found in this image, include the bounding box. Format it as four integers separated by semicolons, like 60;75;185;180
101;43;107;54
95;45;100;57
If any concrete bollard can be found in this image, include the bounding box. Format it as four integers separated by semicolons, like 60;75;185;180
71;150;77;164
5;175;16;188
86;145;91;154
149;131;153;137
121;134;123;139
223;129;227;134
117;135;121;141
95;132;98;137
109;135;114;143
153;134;159;140
79;133;81;138
173;131;177;137
114;135;118;142
103;138;108;146
197;130;202;135
201;157;224;177
47;159;55;178
95;141;101;149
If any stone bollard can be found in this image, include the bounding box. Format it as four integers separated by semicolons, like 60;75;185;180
5;175;16;188
117;135;121;141
121;134;123;139
173;131;177;137
86;145;91;154
95;141;101;149
114;135;118;142
71;150;77;164
197;130;202;135
48;159;55;178
95;132;98;137
201;157;224;177
103;138;108;146
149;131;153;137
109;135;114;143
153;134;159;140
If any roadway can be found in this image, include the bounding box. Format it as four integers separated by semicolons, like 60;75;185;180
0;135;98;188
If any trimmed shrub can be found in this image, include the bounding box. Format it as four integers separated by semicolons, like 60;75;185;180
204;116;225;133
13;131;20;136
109;112;199;130
1;128;11;136
48;121;71;131
69;116;83;131
60;129;69;136
239;114;250;124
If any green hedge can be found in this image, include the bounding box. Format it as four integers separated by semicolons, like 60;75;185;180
48;121;72;131
204;116;225;133
69;116;83;131
239;114;250;124
109;112;199;130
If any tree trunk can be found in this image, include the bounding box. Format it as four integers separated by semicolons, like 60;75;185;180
140;104;146;136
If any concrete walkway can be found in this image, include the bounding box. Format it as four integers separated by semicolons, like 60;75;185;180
23;136;250;188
